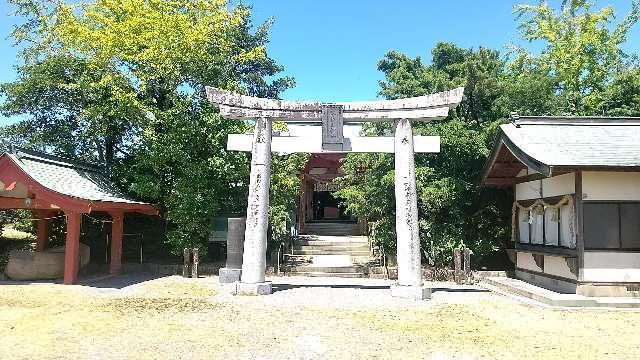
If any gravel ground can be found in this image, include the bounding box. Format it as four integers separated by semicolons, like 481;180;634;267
215;276;493;310
1;274;639;359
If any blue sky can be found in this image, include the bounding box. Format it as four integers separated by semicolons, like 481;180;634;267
1;0;639;125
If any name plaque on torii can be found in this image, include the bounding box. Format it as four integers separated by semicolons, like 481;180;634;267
206;86;464;299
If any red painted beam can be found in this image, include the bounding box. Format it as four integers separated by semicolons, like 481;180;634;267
90;202;159;216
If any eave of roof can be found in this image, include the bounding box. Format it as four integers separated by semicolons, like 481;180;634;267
481;115;640;187
0;148;157;214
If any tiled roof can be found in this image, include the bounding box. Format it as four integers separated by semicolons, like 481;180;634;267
7;147;149;205
500;116;640;168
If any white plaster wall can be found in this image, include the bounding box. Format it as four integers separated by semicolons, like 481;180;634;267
544;255;577;280
582;171;640;201
516;252;542;272
515;172;575;200
583;251;640;282
515;180;542;200
542;173;575;198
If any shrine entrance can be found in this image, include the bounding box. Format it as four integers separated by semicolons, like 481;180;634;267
206;86;463;300
299;153;357;227
311;191;350;221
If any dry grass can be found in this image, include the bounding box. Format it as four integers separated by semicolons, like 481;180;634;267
0;276;639;359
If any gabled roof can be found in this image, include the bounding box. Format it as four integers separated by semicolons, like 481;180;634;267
482;115;640;187
0;147;157;214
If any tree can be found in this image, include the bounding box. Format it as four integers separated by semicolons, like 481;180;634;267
337;42;513;268
1;0;302;255
378;43;506;125
600;64;640;116
514;0;640;114
336;1;640;269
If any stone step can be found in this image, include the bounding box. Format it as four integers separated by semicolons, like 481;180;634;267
284;271;367;278
294;245;370;252
301;230;361;236
296;241;368;247
297;235;368;245
301;223;361;236
292;249;371;256
284;265;365;273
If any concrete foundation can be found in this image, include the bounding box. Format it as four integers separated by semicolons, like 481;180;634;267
515;268;577;294
218;268;242;283
577;284;640;297
236;281;272;296
390;283;431;300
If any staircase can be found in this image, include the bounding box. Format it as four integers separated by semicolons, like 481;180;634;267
283;222;373;278
301;222;362;236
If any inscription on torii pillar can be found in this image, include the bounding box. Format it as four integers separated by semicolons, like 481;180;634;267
206;86;464;298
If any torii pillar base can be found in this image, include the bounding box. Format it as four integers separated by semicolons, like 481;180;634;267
233;281;272;296
390;284;431;300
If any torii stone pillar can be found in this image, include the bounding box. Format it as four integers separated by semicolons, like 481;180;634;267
205;86;464;298
236;117;273;295
391;119;430;299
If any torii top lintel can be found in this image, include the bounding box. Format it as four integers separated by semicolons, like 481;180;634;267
205;87;464;122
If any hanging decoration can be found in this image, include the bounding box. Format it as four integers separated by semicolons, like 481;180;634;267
511;194;575;244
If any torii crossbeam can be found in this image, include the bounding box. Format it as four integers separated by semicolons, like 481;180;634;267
206;86;464;299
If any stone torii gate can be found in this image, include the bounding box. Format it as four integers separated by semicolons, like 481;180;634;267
206;86;464;299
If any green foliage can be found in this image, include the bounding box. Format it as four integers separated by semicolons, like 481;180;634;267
513;0;640;114
337;0;639;269
336;120;511;268
379;43;506;123
600;65;640;116
269;153;309;245
344;43;514;268
1;0;300;256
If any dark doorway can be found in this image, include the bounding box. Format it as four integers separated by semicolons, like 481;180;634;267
312;191;352;221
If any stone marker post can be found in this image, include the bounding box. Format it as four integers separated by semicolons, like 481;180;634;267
390;119;431;300
454;248;463;284
219;217;246;283
237;118;273;295
463;248;471;284
182;248;191;278
191;248;199;278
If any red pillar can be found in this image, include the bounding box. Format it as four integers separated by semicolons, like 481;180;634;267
34;210;55;251
63;211;81;285
110;211;124;274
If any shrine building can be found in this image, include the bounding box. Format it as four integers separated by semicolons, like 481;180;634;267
288;125;365;236
0;147;157;284
482;115;640;297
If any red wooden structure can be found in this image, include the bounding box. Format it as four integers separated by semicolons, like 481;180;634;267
0;148;157;284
